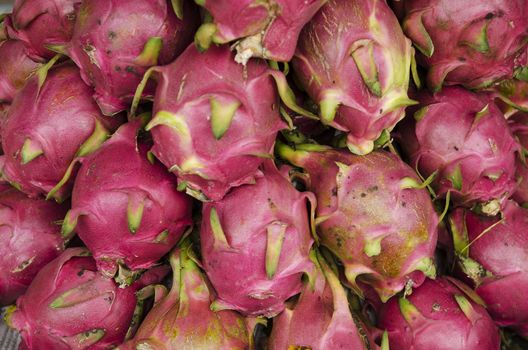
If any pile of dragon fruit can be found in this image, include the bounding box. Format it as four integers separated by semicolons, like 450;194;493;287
1;0;528;349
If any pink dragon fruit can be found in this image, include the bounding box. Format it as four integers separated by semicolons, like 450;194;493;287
63;0;199;116
400;0;528;91
269;250;383;350
291;0;416;155
0;64;122;202
0;185;68;306
143;44;286;201
194;0;327;63
378;277;501;350
61;121;192;284
276;143;438;302
119;240;250;350
509;112;528;206
4;0;81;60
449;201;528;337
399;86;519;215
0;40;41;103
6;248;168;350
200;161;314;317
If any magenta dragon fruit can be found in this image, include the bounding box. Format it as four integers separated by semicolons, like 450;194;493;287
400;0;528;91
194;0;327;63
378;277;500;350
0;40;41;103
200;161;314;317
0;185;68;306
119;240;250;350
4;0;81;60
291;0;416;155
449;201;528;337
142;44;286;201
277;144;438;302
0;64;122;202
269;250;383;350
400;86;519;215
6;248;168;350
61;121;192;284
63;0;199;116
509;112;528;206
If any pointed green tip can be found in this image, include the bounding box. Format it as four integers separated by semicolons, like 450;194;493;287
346;139;374;155
381;330;390;350
398;297;422;325
61;210;78;239
194;23;217;52
20;138;44;165
127;195;145;234
135;37;163;67
171;0;184;19
210;97;240;140
265;222;287;279
209;207;229;248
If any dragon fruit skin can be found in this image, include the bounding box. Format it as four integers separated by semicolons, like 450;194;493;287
8;248;168;350
146;44;286;201
509;112;528;206
62;121;193;281
0;186;68;306
449;201;528;337
200;162;314;317
4;0;81;61
67;0;199;116
378;277;500;350
400;0;528;91
0;64;122;202
276;144;438;302
195;0;327;63
269;250;381;350
0;40;41;103
292;0;416;155
119;241;250;350
400;87;519;213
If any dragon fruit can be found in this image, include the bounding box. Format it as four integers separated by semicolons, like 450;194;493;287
200;161;314;317
276;144;438;302
291;0;416;155
143;44;286;201
4;0;81;60
61;121;192;284
269;250;382;350
194;0;327;63
0;64;122;202
449;201;528;337
64;0;199;116
399;86;519;215
509;112;528;206
0;185;68;306
490;78;528;117
7;248;168;350
378;277;500;350
0;40;41;103
119;240;250;350
400;0;528;91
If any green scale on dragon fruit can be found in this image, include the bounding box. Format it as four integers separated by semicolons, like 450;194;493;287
6;248;169;350
118;240;250;350
398;0;528;91
139;44;289;201
194;0;327;63
290;0;417;155
449;200;528;338
0;185;68;306
276;144;438;302
3;0;81;61
61;121;193;286
399;86;519;216
378;277;500;350
200;161;315;317
0;64;122;202
61;0;200;116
